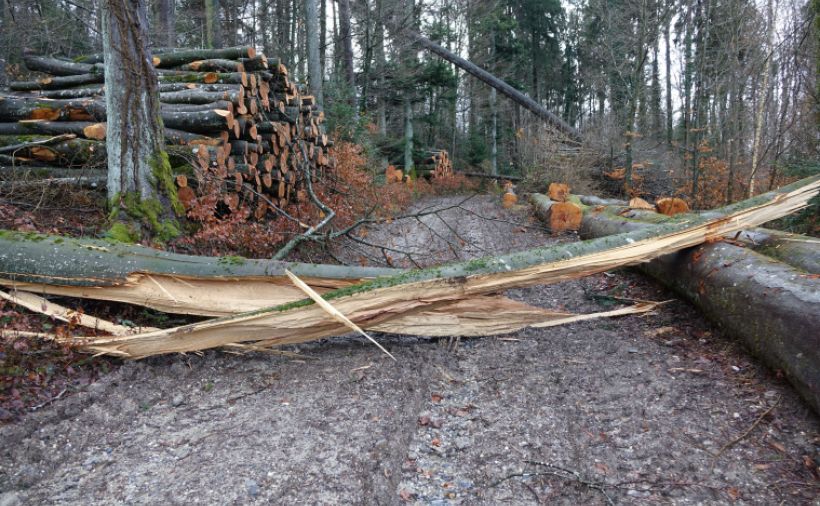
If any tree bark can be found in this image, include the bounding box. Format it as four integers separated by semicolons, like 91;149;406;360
102;0;179;239
560;200;820;415
304;0;324;107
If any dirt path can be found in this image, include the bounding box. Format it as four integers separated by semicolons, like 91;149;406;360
1;196;818;505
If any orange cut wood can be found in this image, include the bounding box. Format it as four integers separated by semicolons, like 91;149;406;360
82;123;106;140
548;201;583;232
629;197;654;210
656;197;690;216
502;192;518;208
548;183;570;202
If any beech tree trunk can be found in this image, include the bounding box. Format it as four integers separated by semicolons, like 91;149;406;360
102;0;179;238
532;192;820;414
158;0;176;47
338;0;356;94
304;0;324;107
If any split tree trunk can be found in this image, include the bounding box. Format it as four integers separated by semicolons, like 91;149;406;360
574;195;820;274
30;176;820;359
0;229;399;316
532;192;820;414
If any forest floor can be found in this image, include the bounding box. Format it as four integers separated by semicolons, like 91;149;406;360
0;195;818;505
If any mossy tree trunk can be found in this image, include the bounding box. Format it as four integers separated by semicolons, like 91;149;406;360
102;0;181;242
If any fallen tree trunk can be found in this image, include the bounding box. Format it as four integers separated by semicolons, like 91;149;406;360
397;27;582;142
54;176;819;359
575;195;819;274
532;193;820;414
0;230;400;316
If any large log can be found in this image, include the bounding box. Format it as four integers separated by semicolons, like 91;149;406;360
22;54;104;76
0;230;400;316
0;96;107;122
49;176;820;358
0;120;107;140
575;195;820;274
10;73;105;91
151;46;256;68
532;193;820;414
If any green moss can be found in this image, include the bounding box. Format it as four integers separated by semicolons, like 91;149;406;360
218;255;247;266
106;222;139;243
150;150;184;216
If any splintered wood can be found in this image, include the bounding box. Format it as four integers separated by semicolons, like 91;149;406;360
6;175;811;359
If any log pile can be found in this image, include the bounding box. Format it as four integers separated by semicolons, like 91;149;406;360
0;47;333;216
426;150;453;178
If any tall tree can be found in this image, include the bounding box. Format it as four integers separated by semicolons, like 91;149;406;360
205;0;222;49
102;0;180;241
338;0;357;96
157;0;176;47
305;0;324;107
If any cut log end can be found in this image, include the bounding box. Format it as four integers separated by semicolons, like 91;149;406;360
548;183;570;202
656;197;690;216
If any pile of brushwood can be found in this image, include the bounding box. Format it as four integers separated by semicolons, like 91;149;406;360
0;47;331;217
0;175;818;413
531;184;819;414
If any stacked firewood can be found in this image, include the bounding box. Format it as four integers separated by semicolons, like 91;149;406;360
0;46;332;216
426;150;452;178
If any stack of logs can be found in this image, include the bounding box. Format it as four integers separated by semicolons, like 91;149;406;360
0;46;332;217
426;150;453;178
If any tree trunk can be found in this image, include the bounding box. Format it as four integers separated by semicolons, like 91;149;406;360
665;19;673;144
490;87;497;176
560;199;820;415
338;0;356;96
748;0;774;197
158;0;176;47
0;229;399;316
572;195;820;275
204;0;223;49
304;0;324;108
102;0;180;240
396;26;582;142
45;175;820;360
403;97;414;172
